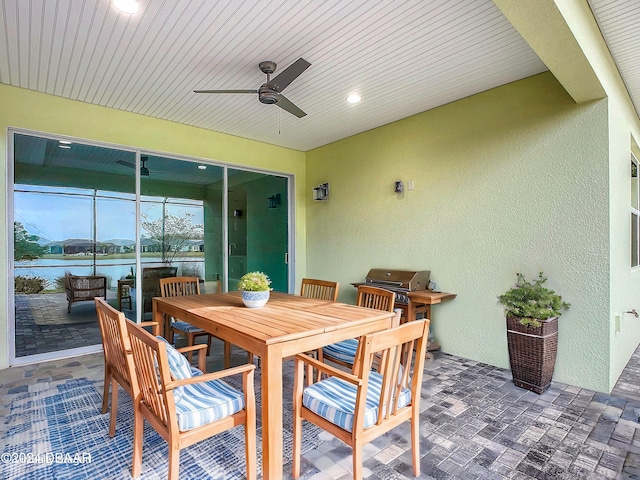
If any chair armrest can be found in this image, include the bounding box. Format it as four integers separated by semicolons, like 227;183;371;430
176;343;207;354
139;321;160;336
177;344;207;372
168;363;256;389
294;353;361;386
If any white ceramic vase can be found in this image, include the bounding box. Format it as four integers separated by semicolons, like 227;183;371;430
241;290;270;308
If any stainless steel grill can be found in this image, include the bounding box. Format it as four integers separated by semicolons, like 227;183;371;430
352;269;431;305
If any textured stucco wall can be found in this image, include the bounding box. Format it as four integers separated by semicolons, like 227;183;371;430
0;84;306;370
552;0;640;393
306;72;612;392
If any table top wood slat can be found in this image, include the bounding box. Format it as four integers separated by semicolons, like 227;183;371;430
153;291;394;345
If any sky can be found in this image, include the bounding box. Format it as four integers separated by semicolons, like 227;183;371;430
14;187;203;243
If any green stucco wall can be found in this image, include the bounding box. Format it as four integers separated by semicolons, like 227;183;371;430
306;72;613;392
0;83;306;370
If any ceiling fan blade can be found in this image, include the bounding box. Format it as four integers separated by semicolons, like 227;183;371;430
267;58;311;92
116;159;135;169
276;94;307;118
193;89;258;94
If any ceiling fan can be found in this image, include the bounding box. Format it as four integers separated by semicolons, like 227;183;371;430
117;155;150;176
194;58;311;118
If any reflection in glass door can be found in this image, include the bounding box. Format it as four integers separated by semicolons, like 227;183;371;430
12;134;136;360
227;169;288;292
138;154;224;318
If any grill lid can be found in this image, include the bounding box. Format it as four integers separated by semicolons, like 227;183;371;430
364;269;430;291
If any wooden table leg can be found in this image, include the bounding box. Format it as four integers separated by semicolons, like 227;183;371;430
261;346;284;480
152;299;163;338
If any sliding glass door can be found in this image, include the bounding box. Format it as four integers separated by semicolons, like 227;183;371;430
10;131;290;363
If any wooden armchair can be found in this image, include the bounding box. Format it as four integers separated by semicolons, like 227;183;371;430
293;319;430;480
161;276;213;362
65;272;107;313
320;285;396;370
300;278;339;301
94;298;206;438
126;320;257;480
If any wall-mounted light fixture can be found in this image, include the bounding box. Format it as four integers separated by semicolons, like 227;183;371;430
267;193;281;209
313;183;330;201
394;180;404;193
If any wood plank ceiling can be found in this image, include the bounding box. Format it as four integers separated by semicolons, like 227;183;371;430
588;0;640;117
1;0;637;152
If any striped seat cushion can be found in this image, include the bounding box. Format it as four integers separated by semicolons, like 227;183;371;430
156;336;203;404
322;338;358;364
302;371;411;432
175;379;245;431
171;320;205;334
156;336;193;380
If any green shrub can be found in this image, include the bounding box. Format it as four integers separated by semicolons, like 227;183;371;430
15;275;47;294
498;272;570;327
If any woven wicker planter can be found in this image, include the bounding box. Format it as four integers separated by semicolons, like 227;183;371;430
506;316;558;394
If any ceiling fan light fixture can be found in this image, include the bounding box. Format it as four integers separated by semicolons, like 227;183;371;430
113;0;140;14
140;155;150;176
258;85;279;104
346;93;361;104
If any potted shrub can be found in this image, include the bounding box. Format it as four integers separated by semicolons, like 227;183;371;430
498;272;570;394
238;271;272;308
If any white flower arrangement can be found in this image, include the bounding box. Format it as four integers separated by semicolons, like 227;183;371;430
237;271;271;292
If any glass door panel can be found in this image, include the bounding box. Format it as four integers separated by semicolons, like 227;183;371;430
139;155;224;317
12;133;136;358
227;169;288;292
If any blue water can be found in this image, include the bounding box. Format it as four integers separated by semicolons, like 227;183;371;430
15;257;204;290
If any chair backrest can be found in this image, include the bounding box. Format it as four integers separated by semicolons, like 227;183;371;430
95;297;136;394
354;319;430;429
142;266;178;312
300;278;339;301
126;320;175;430
160;276;201;298
356;285;395;312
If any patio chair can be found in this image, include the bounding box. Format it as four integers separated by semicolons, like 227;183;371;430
126;319;257;480
65;272;107;313
292;319;430;480
94;298;206;438
300;278;339;301
161;276;213;361
141;266;178;314
319;285;396;370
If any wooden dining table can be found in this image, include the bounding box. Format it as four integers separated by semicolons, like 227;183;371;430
152;290;397;480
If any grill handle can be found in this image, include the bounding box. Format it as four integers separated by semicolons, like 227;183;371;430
366;279;404;287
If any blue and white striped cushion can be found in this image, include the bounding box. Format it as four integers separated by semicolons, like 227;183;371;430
154;337;204;403
302;371;411;432
156;336;193;380
322;338;358;364
175;379;245;431
171;320;205;334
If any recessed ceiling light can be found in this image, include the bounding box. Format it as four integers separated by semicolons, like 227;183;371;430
113;0;139;14
197;165;207;170
346;93;361;104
